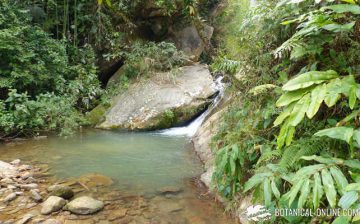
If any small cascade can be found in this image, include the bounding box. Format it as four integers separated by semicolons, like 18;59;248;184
157;76;224;137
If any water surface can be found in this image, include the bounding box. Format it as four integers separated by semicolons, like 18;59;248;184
0;129;235;223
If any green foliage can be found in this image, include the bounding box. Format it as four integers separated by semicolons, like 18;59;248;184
212;0;360;222
0;1;102;138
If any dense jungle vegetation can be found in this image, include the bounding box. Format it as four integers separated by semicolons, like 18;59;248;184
211;0;360;223
0;0;200;138
3;0;360;223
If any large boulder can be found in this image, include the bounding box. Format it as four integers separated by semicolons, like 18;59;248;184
97;64;218;130
170;25;214;61
65;196;104;215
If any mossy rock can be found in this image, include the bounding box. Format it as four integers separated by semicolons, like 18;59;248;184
85;104;110;126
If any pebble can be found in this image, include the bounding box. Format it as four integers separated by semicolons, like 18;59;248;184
3;192;17;202
30;189;42;202
19;183;38;190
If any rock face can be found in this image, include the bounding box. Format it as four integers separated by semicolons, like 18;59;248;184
65;196;104;215
171;25;214;61
41;196;66;215
192;107;226;188
97;65;217;130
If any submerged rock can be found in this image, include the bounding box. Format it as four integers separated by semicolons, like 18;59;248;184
41;196;66;215
157;186;182;195
97;65;217;130
65;196;104;215
48;185;74;199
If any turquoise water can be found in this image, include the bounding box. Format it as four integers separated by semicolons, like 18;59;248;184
0;130;203;193
0;129;236;223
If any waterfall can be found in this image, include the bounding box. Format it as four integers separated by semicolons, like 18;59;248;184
157;76;224;137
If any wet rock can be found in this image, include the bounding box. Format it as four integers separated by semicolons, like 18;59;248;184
158;186;182;194
30;189;42;202
108;208;127;221
16;213;34;224
76;174;114;188
19;183;38;190
156;200;183;213
41;196;66;215
48;185;74;199
3;192;17;202
65;196;104;215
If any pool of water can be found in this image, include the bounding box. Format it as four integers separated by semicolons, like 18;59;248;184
0;129;235;223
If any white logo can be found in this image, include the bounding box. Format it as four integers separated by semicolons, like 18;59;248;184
242;205;272;222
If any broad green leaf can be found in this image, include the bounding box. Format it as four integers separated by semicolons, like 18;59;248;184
324;78;342;107
277;121;290;149
322;22;355;33
271;180;281;199
344;160;360;170
298;179;310;208
307;84;326;118
349;86;357;109
339;191;358;209
330;166;348;195
315;127;354;144
323;4;360;14
350;171;360;182
313;172;323;209
345;183;360;191
274;103;296;126
230;157;236;175
332;215;351;224
287;178;305;206
341;0;356;4
296;164;327;178
276;88;310;107
288;94;311;126
322;168;337;208
282;70;338;91
301;155;344;165
264;178;272;206
244;172;273;192
285;126;296;146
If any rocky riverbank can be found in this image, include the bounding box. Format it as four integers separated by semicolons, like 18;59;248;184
0;158;234;224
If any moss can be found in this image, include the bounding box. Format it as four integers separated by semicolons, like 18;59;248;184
85;104;110;126
156;109;177;129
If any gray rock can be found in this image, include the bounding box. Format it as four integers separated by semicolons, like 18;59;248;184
97;65;217;130
47;185;74;200
30;189;42;202
41;196;66;215
65;196;104;215
171;25;214;62
3;192;17;202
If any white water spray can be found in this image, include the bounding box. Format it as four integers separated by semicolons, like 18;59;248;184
157;76;224;137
